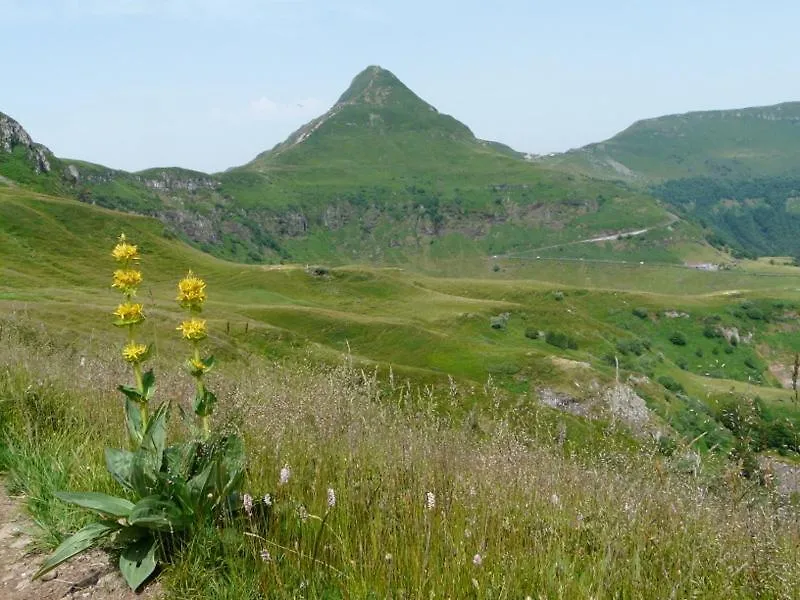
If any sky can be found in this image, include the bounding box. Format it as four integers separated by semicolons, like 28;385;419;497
1;0;799;173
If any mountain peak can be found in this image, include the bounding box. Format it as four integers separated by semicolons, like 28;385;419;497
336;65;430;109
251;65;475;163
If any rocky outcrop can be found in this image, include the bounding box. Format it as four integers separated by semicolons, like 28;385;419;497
0;112;52;174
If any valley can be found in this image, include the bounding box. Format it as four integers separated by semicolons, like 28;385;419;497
2;64;800;598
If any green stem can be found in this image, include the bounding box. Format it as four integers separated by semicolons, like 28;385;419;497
133;362;148;425
192;343;211;437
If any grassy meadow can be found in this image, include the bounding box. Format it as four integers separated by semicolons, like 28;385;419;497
2;187;800;597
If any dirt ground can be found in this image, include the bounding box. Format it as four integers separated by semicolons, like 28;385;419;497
0;485;161;600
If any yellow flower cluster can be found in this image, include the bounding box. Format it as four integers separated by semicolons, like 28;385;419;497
113;302;145;325
177;318;208;341
189;357;209;374
121;342;148;363
112;269;143;295
111;234;140;263
177;271;207;311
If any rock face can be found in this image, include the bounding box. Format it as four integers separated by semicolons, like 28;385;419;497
0;112;52;174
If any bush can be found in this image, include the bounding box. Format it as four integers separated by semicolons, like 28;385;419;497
553;291;565;301
524;327;539;340
746;307;764;320
632;307;648;319
703;325;721;339
658;375;685;393
545;331;578;350
669;332;687;346
616;339;646;356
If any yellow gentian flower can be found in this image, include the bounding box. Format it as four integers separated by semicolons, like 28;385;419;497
177;270;207;311
113;302;145;325
111;234;140;263
177;318;207;341
112;269;143;294
121;342;148;363
189;357;209;374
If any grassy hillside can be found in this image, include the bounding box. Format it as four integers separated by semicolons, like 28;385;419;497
0;69;687;266
546;101;800;182
3;186;800;458
1;186;800;597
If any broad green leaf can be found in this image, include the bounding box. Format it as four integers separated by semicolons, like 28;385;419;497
129;496;190;532
140;401;169;466
124;397;144;444
129;450;160;498
211;435;245;507
164;440;199;480
186;462;213;509
193;389;217;417
141;369;156;400
32;521;118;580
105;447;135;492
119;535;157;591
118;384;143;403
114;525;149;546
55;491;134;518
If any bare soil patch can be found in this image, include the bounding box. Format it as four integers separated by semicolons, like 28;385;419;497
0;484;161;600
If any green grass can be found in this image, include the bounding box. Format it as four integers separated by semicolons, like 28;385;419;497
2;317;800;599
2;185;800;596
545;101;800;182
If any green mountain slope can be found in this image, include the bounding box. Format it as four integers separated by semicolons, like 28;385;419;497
0;67;681;266
546;102;800;182
541;102;800;258
3;185;800;460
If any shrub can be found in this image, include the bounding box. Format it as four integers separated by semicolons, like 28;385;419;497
632;307;648;319
524;327;539;340
744;357;759;370
657;375;684;393
553;291;565;301
703;325;721;339
746;307;764;320
669;332;687;346
616;339;646;356
545;331;578;350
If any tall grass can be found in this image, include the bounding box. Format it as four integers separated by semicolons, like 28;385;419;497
1;316;799;599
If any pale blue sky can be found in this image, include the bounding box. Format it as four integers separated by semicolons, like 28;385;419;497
1;0;798;172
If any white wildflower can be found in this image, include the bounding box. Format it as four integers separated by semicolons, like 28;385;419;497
263;493;272;506
260;549;271;562
425;491;436;511
279;465;291;485
472;553;483;566
243;493;253;517
327;487;336;508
